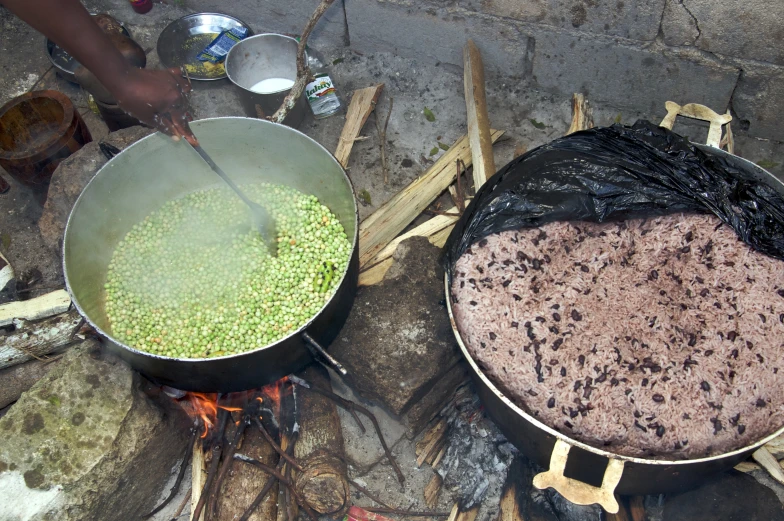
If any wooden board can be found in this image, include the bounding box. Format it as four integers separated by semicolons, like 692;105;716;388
0;289;71;326
358;129;504;268
334;84;384;167
463;40;495;190
0;309;82;370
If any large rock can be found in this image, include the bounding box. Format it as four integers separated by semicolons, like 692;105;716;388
38;125;153;251
0;341;189;521
330;237;462;417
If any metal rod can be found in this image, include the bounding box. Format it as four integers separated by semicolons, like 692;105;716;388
301;332;348;376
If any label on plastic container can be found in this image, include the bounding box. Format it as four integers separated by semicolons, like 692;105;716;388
305;74;340;118
197;27;249;63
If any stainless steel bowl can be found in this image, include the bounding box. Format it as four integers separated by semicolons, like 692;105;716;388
45;21;131;83
157;13;253;81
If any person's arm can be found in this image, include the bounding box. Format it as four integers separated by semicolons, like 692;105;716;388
0;0;198;145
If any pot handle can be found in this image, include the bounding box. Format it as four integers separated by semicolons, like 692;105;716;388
659;101;732;149
302;331;348;376
532;439;624;513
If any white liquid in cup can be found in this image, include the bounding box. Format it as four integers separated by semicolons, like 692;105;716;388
249;78;295;94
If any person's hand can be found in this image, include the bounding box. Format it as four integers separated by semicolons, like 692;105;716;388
113;67;199;146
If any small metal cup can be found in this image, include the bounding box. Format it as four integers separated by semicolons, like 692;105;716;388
225;33;307;128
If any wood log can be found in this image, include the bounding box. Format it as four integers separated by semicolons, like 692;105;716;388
447;504;479;521
463;40;495;190
424;474;442;509
0;251;13;293
0;289;71;326
498;456;559;521
0;356;64;409
358;130;504;268
292;364;349;516
0;309;82;370
358;258;394;287
628;496;646;521
334;84;385;168
191;441;207;521
216;419;280;521
566;93;593;135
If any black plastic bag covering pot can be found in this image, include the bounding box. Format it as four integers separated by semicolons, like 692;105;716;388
443;120;784;277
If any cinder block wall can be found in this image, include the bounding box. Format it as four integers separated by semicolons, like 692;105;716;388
186;0;783;142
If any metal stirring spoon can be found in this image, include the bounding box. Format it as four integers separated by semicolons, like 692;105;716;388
191;144;277;255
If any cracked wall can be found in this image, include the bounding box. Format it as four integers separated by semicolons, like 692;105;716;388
183;0;784;142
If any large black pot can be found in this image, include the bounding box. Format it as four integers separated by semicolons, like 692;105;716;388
63;117;358;392
445;143;784;511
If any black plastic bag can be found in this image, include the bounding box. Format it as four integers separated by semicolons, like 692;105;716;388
443;121;784;278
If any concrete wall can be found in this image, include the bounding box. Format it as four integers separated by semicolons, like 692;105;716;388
184;0;782;142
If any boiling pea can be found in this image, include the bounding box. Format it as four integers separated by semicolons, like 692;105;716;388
104;183;351;359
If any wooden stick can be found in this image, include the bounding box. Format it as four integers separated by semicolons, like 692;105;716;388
0;289;71;327
358;130;503;267
0;251;13;292
190;437;207;521
375;97;394;184
0;356;64;409
270;0;336;124
0;309;82;370
424;474;442;508
463;40;495;190
753;446;784;485
628;496;646;521
567;93;593;135
334;84;384;167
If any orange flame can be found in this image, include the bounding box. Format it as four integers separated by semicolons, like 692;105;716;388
180;377;290;439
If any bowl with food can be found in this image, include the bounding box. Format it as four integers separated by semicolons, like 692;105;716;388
63;117;358;392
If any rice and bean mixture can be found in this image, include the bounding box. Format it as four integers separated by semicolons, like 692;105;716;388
451;214;784;459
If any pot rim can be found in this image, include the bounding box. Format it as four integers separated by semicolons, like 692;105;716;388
445;272;784;466
63;116;359;365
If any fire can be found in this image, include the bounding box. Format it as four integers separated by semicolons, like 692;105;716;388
179;377;290;439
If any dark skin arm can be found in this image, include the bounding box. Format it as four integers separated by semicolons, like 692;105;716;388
0;0;199;145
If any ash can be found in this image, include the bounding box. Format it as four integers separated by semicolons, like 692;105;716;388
437;385;516;509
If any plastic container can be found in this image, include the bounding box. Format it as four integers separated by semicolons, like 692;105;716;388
129;0;152;14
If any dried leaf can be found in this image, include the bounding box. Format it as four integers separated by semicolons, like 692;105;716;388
438;142;450;151
357;189;372;206
0;233;10;250
529;118;546;130
423;107;436;122
757;159;780;170
614;113;623;124
429;147;439;156
332;57;344;65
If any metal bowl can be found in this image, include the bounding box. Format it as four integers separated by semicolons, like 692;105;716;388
157;13;253;81
63;117;359;392
45;21;131;83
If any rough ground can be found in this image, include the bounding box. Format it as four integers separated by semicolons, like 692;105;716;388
1;3;784;521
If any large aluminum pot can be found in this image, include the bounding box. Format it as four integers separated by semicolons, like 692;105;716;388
63;117;358;392
445;143;784;511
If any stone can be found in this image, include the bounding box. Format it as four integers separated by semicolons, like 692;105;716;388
661;0;700;46
0;340;189;521
663;470;784;521
0;357;64;409
404;361;468;437
38;125;153;251
330;237;461;417
530;29;740;116
730;64;784;141
684;0;784;66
